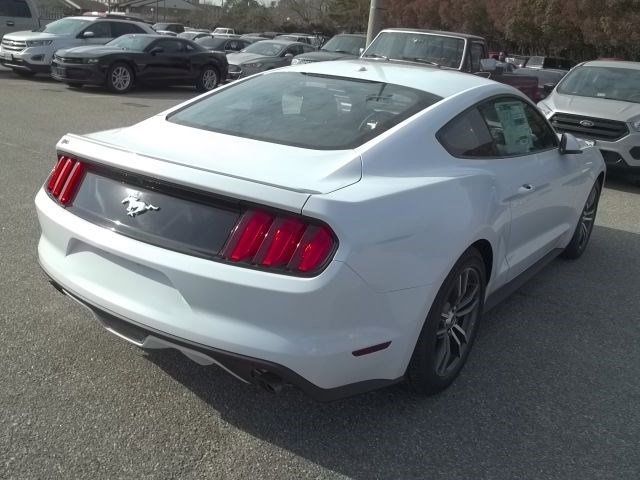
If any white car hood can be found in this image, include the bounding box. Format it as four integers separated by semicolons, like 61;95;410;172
3;31;64;41
549;93;640;121
84;115;362;194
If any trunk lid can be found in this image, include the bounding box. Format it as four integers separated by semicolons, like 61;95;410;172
85;115;362;195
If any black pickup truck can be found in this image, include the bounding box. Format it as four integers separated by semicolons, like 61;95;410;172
361;28;540;101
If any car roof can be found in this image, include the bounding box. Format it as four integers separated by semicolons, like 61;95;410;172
260;39;304;46
284;59;499;98
123;34;176;40
580;60;640;70
379;28;484;41
67;16;144;25
333;33;366;38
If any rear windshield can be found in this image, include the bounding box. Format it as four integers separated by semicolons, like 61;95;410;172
168;72;441;150
557;66;640;103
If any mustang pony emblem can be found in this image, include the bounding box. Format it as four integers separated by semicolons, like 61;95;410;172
121;193;159;217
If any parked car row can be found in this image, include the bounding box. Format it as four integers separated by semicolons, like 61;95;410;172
3;16;640;180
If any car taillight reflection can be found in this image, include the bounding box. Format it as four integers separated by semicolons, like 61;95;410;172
221;209;337;275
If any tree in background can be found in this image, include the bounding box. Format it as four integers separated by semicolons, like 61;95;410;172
384;0;640;60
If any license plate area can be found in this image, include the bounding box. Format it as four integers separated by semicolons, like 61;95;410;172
67;168;242;259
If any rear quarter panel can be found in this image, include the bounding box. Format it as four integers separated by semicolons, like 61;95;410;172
303;88;512;296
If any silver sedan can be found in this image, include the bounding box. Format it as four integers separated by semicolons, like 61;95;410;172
226;39;315;80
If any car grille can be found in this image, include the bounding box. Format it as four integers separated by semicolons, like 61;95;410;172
294;58;314;64
550;113;629;141
1;39;27;52
54;55;84;64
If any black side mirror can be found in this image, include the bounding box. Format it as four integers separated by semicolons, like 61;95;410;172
149;47;164;55
559;132;583;155
543;83;555;94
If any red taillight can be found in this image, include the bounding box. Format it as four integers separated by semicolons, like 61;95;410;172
225;210;274;262
289;226;334;273
46;155;86;206
59;161;86;205
221;209;336;275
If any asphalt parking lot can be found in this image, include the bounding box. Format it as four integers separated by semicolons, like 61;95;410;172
1;66;639;480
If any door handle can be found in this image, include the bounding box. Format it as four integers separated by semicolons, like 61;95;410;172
6;21;15;26
518;184;536;194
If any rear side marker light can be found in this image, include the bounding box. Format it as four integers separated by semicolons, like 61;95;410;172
47;155;86;206
221;209;337;275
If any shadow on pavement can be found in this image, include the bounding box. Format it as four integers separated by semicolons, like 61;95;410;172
0;66;199;101
604;171;640;194
146;224;640;479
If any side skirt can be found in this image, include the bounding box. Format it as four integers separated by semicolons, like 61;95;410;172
484;248;564;312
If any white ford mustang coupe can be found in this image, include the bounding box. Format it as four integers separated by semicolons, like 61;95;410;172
36;60;604;401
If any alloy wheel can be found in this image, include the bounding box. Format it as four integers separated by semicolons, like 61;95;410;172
202;69;218;90
577;185;598;250
435;267;482;377
111;66;131;92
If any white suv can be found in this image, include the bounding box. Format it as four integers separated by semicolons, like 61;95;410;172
0;16;154;76
539;60;640;176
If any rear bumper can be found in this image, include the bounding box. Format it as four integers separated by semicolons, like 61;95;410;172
36;188;429;399
44;275;401;401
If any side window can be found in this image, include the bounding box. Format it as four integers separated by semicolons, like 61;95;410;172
0;0;32;17
302;44;315;53
226;40;239;51
84;22;112;39
438;108;497;158
155;39;184;53
470;42;484;73
112;22;144;37
478;97;557;156
287;45;303;56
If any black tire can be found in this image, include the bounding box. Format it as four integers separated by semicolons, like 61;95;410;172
195;65;219;92
66;83;83;89
561;180;601;260
407;247;486;395
13;69;35;77
106;62;134;93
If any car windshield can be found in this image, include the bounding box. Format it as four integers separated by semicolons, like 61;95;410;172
321;35;365;55
168;72;441;150
39;18;92;35
107;35;154;51
242;41;285;56
364;32;465;69
557;66;640;103
196;36;226;49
